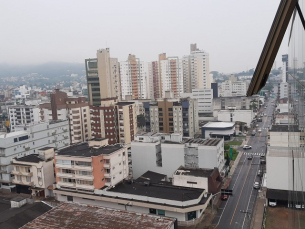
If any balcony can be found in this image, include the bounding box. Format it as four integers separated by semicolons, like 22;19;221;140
75;174;93;180
56;163;72;169
57;181;76;188
74;165;92;171
11;170;33;176
103;163;110;168
0;169;6;174
104;173;111;178
12;179;33;186
56;172;74;178
75;183;94;190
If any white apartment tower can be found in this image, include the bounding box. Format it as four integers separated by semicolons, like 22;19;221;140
120;55;149;100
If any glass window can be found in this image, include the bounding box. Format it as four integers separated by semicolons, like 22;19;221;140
157;209;165;216
149;208;157;214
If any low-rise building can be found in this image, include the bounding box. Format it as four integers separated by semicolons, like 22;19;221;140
201;122;235;140
53;170;212;223
217;109;254;127
55;139;129;193
0;120;70;191
268;125;303;148
131;132;225;179
21;202;178;229
172;166;222;194
11;147;55;197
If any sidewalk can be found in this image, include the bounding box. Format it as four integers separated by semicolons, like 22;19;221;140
251;197;266;229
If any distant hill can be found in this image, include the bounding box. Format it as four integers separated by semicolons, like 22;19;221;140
0;62;85;78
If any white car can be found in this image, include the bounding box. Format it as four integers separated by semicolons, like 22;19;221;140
253;182;260;189
258;129;262;133
243;145;252;149
269;199;277;207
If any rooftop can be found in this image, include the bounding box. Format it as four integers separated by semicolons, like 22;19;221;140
116;102;135;106
21;202;176;229
202;121;235;128
0;199;51;229
14;154;44;163
268;146;304;158
0;130;28;139
39;147;54;151
135;171;167;183
269;125;300;132
174;166;216;178
57;142;124;157
109;180;205;202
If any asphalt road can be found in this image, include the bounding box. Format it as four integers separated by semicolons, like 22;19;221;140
212;98;275;229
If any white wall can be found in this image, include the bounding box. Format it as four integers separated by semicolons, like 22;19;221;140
173;174;208;190
217;110;254;126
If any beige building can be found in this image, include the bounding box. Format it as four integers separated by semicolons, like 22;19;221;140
85;48;121;106
11;147;56;197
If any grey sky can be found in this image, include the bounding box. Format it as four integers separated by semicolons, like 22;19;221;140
0;0;290;73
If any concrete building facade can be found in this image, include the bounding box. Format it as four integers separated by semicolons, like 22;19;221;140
0;120;70;191
85;48;121;106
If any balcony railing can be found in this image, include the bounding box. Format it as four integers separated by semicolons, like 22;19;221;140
12;179;34;186
75;183;94;190
56;172;74;178
75;174;94;180
57;181;76;188
11;170;33;176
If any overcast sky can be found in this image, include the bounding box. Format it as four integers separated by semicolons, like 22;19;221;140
0;0;290;73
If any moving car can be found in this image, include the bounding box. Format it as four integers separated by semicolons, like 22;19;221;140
252;130;256;136
257;170;262;176
258;128;262;133
260;159;266;164
247;155;253;160
253;182;260;189
243;145;252;149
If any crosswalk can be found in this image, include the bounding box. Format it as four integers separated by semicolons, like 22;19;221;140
243;152;266;156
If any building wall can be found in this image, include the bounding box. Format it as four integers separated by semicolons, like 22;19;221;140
0;121;69;188
217;110;254;126
92;155;106;189
268;132;301;148
8;106;41;131
173;175;208;190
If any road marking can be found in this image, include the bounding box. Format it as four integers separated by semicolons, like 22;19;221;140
241;161;260;228
232;156;247;190
230;159;252;225
214;195;230;229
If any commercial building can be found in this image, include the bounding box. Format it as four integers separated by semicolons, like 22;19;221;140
143;97;199;138
40;90;91;144
268;125;303;148
213;96;259;110
21;202;177;229
131;132;225;179
8;105;41;131
53;170;212;223
11;147;55;197
217;109;254;127
201;122;235;140
120;54;149;100
159;54;183;98
55;139;129;193
85;48;121;106
0;120;70;191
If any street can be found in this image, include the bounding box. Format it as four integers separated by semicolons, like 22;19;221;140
212;97;274;229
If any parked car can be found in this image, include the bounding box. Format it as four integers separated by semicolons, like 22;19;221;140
221;195;228;201
257;170;262;177
260;159;266;164
260;155;265;159
253;182;260;189
243;145;252;149
269;199;277;207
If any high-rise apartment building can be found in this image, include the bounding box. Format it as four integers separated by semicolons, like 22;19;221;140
120;54;148;100
85;48;121;106
218;80;248;97
90;98;137;145
8;105;41;131
148;61;160;99
143;97;198;137
183;47;210;93
159;55;183;98
39;90;91;144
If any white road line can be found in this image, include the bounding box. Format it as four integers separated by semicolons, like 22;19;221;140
232;156;247;190
215;195;231;226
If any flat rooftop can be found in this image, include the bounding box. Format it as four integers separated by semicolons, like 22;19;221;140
15;154;44;163
136;171;167;183
116;102;135;106
269;125;300;132
268;146;304;158
0;130;28;139
57;142;123;157
109;180;204;202
21;202;176;229
203;121;235;128
163;138;221;146
175;167;215;178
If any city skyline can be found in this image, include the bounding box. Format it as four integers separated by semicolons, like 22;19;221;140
0;0;289;73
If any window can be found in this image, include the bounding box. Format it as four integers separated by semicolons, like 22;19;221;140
187;181;197;184
187;211;197;221
149;208;157;214
157;209;165;216
16;166;20;172
158;108;162;111
100;159;103;163
67;196;73;202
26;176;31;182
